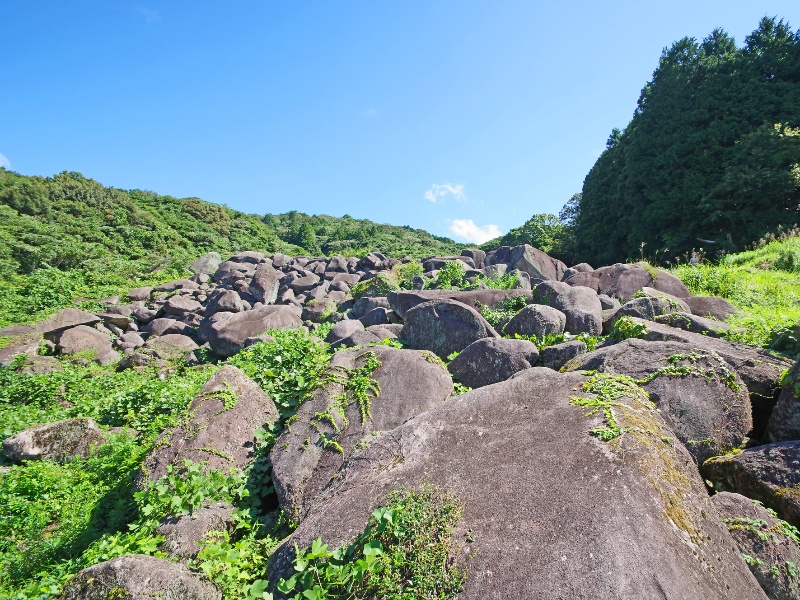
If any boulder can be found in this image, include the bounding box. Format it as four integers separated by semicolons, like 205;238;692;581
329;329;383;350
57;325;116;364
189;251;222;274
271;346;453;520
712;491;800;600
540;340;587;371
485;244;567;281
203;305;302;357
163;295;202;317
137;366;278;489
0;330;42;367
15;355;63;375
564;339;752;464
686;296;739;321
704;442;800;528
766;360;800;442
565;263;691;302
143;317;194;337
35;309;100;336
325;320;365;344
359;307;391;327
633;318;790;399
205;289;246;315
127;286;153;301
229;250;265;264
461;248;486;269
656;312;731;338
387;289;531;319
146;334;199;359
249;262;282;304
301;299;337;323
268;368;766;599
2;418;106;463
153;279;199;293
503;304;566;338
61;554;220;600
448;337;539;388
352;296;391;319
401;298;499;358
598;293;621;310
157;501;234;560
131;304;158;325
533;281;603;336
639;286;691;312
290;274;321;295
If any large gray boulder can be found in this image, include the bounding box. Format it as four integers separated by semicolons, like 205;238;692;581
3;418;106;463
61;554;220;600
564;263;691;302
153;279;199;293
503;304;566;338
447;337;539;388
401;298;499;358
533;281;603;336
387;289;531;318
563;339;751;464
202;305;302;357
56;325;118;365
271;346;453;520
0;328;41;367
189;251;222;275
656;312;731;338
485;244;567;281
712;491;800;600
136;366;278;489
163;295;202;317
268;368;766;599
249;261;282;304
205;289;246;315
685;296;739;321
35;309;100;336
156;501;234;561
704;442;800;528
766;359;800;442
540;339;587;371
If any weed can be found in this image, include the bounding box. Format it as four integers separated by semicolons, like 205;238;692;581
608;315;649;341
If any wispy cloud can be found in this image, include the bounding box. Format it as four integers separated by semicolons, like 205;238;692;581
0;152;9;169
137;7;160;22
424;182;466;204
449;219;501;244
363;108;379;118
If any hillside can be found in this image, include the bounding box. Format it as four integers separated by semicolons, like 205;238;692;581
0;169;462;327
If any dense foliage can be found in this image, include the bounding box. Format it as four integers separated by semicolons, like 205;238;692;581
568;17;800;265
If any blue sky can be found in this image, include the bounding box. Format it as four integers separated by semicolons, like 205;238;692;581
2;1;798;244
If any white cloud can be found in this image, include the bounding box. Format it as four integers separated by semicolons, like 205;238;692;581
0;152;9;169
449;219;501;244
424;182;466;204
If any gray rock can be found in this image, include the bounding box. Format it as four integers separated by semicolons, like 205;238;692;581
268;368;765;599
118;332;145;348
686;296;740;321
189;251;222;274
0;331;42;367
503;304;566;338
564;262;691;302
143;317;194;337
540;340;587;371
656;312;731;338
290;274;321;294
387;289;531;318
534;281;603;336
461;248;486;269
35;309;100;336
230;251;266;263
639;286;691;313
271;346;453;520
153;279;199;293
766;359;800;443
401;298;499;358
203;305;302;357
3;417;106;463
57;325;114;360
61;554;220;600
163;295;202;317
448;337;539;388
564;339;752;464
329;329;383;350
325;320;365;344
301;299;337;323
352;296;391;319
205;289;247;315
598;293;621;310
359;307;391;327
485;244;567;281
249;262;282;304
157;502;234;561
712;491;800;600
146;334;199;360
127;286;153;301
704;441;800;528
137;366;278;489
131;304;159;325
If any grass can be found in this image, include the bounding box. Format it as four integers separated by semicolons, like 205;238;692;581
669;234;800;354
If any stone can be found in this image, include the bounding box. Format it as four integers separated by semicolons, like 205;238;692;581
163;295;202;316
712;491;800;600
301;299;336;323
503;304;566;338
533;281;603;336
329;329;383;350
766;359;800;443
118;332;145;348
203;305;302;357
268;368;765;599
704;441;800;528
205;289;247;315
271;346;453;520
127;286;153;301
448;337;539;388
153;279;199;293
61;554;220;600
35;309;100;336
325;255;349;273
598;293;621;310
131;304;158;325
461;248;486;269
564;263;692;302
249;262;282;304
564;339;752;464
485;244;568;281
0;331;42;367
157;502;234;561
136;366;278;489
655;312;731;338
3;418;106;463
189;251;222;274
290;274;321;294
352;296;391;319
401;299;499;358
143;317;194;337
325;320;365;344
540;340;587;371
230;251;266;263
387;289;531;319
686;296;740;321
57;325;114;359
359;307;391;327
639;286;691;313
146;334;199;360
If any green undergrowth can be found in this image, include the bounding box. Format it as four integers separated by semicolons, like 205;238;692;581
476;296;529;329
670;235;800;354
277;486;465;600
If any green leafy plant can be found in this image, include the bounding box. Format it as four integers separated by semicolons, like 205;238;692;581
608;315;649;341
